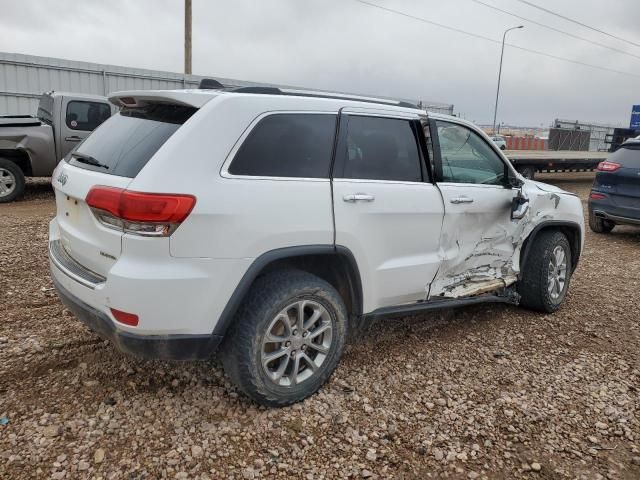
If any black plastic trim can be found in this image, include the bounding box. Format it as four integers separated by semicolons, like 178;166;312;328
593;210;640;226
213;244;363;336
52;274;221;360
519;220;582;278
429;117;444;182
363;293;518;322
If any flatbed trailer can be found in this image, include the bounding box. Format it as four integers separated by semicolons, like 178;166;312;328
505;150;608;179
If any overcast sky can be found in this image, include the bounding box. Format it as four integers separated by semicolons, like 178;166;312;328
1;0;639;126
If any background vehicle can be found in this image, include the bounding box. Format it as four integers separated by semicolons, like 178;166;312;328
588;137;640;233
490;135;506;150
49;86;584;406
0;91;115;202
506;150;608;180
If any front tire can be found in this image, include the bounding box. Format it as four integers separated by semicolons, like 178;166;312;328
518;230;572;313
589;213;614;233
0;158;25;203
221;269;347;407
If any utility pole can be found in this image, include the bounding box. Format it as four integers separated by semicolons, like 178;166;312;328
492;25;523;135
185;0;192;75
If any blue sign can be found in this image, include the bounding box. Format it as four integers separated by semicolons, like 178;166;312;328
631;105;640;129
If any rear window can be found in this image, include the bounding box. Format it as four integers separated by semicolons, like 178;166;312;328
611;143;640;168
229;113;337;178
67;104;196;177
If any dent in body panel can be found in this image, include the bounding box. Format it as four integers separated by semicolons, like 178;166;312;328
0;124;57;176
429;188;562;299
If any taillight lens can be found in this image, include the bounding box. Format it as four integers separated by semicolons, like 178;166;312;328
86;186;196;237
597;161;621;172
589;192;607;200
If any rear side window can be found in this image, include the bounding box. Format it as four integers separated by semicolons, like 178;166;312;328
335;116;422;182
611;144;640;168
66;101;111;131
229;113;337;178
67;104;196;177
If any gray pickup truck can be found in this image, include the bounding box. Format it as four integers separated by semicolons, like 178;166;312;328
0;91;115;202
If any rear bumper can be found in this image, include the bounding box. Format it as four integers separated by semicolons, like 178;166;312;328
589;198;640;226
592;209;640;226
52;274;222;360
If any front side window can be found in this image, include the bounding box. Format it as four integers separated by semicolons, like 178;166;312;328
336;116;422;182
66;101;111;131
229;113;337;178
436;121;506;185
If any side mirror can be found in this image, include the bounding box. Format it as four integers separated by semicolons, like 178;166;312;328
511;190;530;220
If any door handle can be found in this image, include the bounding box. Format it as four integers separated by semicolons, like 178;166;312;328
65;136;82;142
450;195;474;204
343;193;375;203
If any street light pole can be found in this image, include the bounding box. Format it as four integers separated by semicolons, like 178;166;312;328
185;0;192;75
492;25;523;134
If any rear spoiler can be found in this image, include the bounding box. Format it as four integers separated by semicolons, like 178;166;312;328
109;90;216;109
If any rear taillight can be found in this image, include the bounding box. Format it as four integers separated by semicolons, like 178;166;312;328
597;161;621;172
589;192;607;200
86;186;196;237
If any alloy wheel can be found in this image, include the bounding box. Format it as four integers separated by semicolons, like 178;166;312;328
0;168;16;198
261;300;333;387
547;245;568;301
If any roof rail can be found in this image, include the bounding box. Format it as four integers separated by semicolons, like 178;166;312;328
194;78;420;109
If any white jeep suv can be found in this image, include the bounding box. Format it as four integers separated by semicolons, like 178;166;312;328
49;85;584;406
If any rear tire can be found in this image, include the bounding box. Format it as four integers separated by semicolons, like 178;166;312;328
220;269;347;407
0;158;25;203
518;230;572;313
589;213;615;233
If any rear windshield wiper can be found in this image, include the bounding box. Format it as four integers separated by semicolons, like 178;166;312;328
71;152;109;170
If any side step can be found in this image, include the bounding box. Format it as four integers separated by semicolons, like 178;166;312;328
362;290;519;321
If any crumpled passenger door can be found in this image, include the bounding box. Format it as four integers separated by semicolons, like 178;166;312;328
428;119;525;298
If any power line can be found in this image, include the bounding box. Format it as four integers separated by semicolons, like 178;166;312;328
513;0;640;49
472;0;640;61
352;0;640;79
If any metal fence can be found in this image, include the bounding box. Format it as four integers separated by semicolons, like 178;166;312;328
552;118;626;152
0;51;453;116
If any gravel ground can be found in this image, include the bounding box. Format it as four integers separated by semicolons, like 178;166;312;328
1;174;639;479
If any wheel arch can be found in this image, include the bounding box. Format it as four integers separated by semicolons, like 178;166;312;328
519;220;581;279
212;245;363;337
0;149;33;177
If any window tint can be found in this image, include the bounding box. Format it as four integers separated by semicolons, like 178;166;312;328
229;114;336;178
66;101;111;131
436;121;506;185
337;116;422;182
610;144;640;168
67;104;196;177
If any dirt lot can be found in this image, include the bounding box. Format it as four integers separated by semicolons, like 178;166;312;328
1;174;639;480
